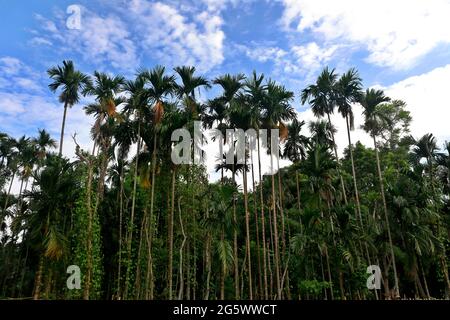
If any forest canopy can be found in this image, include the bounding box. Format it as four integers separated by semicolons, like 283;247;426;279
0;62;449;300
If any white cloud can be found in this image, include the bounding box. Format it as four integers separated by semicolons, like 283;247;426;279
239;44;287;63
128;0;225;72
296;64;450;158
33;8;139;70
384;64;450;145
0;57;25;75
240;41;340;79
29;37;53;46
280;0;450;70
0;57;43;92
291;42;339;71
32;1;226;72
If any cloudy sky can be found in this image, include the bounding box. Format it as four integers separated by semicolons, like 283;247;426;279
1;0;450;182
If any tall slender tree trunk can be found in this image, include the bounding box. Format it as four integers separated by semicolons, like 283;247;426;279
257;134;268;299
204;208;212;300
345;115;362;224
134;212;146;299
145;211;154;300
324;245;334;300
270;152;281;299
251;151;262;299
168;168;176;299
147;129;158;298
373;135;400;298
419;259;431;299
95;139;110;209
59;102;69;156
276;155;291;299
83;163;94;300
124;122;141;299
178;197;187;300
243;157;253;299
32;253;44;300
296;169;301;211
2;170;15;223
232;168;239;299
117;165;124;298
220;229;225;300
327;113;347;204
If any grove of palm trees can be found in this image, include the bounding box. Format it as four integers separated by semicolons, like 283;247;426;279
1;61;449;300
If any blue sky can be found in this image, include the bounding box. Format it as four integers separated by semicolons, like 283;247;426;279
1;0;450;167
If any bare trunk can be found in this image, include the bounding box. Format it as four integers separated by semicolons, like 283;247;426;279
296;169;301;211
32;253;44;300
270;153;281;299
59;102;69;156
243;158;253;299
324;245;334;300
220;229;225;300
327;113;347;204
178;197;187;300
232;168;239;299
373;135;400;298
117;165;124;298
257;134;268;299
168;169;176;299
251;151;262;299
204;210;212;300
134;212;146;299
345;115;362;225
1;170;15;224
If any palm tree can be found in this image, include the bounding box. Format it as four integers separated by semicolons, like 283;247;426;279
283;117;309;210
0;134;15;169
413;133;438;183
360;88;400;298
262;80;296;299
1;137;18;224
140;66;176;299
33;129;57;165
303;143;338;299
170;66;209;299
308;120;336;148
301;67;348;204
111;114;136;299
213;73;245;299
437;141;450;194
121;75;150;299
412;134;450;294
228;91;259;299
15;137;36;216
84;73;125;207
47;60;91;156
174;66;210;118
335;68;363;224
29;156;78;299
242;71;267;298
203;183;235;299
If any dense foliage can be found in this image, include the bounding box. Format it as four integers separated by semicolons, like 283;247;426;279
0;62;449;300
